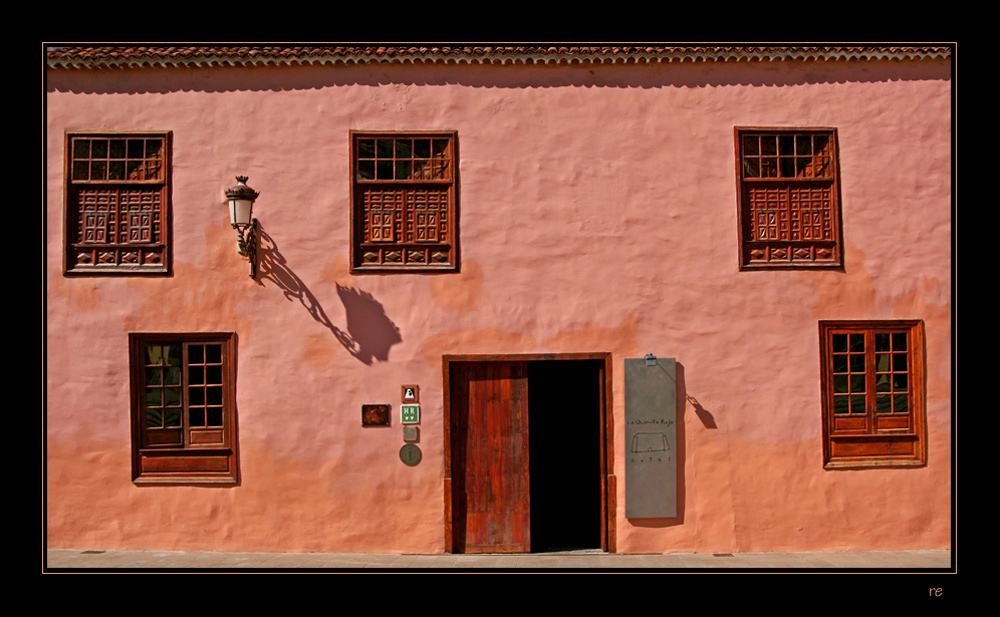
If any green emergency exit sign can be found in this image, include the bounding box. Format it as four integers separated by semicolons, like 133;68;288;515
401;404;420;424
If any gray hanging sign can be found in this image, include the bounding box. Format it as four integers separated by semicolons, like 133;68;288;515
624;356;677;519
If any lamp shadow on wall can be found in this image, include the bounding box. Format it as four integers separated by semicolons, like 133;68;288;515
254;226;402;365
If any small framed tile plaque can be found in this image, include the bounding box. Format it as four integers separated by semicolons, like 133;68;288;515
402;385;419;403
362;404;391;427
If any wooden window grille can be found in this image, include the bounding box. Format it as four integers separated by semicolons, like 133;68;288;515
129;333;238;485
736;128;843;270
65;132;170;275
819;321;927;469
351;132;458;272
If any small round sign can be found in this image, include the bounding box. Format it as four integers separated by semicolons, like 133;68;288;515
400;443;422;466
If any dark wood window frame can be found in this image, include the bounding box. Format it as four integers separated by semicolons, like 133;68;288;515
350;130;459;273
128;332;239;485
735;127;844;270
819;320;926;469
64;131;172;275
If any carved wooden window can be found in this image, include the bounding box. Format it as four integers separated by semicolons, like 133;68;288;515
65;132;170;274
736;128;843;270
819;321;926;469
129;333;238;485
351;131;458;272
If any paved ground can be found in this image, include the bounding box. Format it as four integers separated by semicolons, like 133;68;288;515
45;548;952;571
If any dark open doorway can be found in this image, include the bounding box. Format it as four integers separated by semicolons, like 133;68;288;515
445;354;611;554
528;360;603;552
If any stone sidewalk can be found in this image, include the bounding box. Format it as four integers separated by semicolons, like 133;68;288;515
46;548;952;571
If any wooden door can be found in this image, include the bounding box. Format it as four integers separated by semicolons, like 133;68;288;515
449;361;530;553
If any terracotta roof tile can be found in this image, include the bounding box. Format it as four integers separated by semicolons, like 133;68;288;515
46;45;953;68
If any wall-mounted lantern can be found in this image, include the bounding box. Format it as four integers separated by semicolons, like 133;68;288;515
225;175;260;278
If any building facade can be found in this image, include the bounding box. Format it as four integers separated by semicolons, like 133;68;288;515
45;46;953;555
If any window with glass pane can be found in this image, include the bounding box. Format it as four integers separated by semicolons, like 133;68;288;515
129;333;238;485
351;131;458;272
65;132;171;274
819;321;925;469
736;128;843;270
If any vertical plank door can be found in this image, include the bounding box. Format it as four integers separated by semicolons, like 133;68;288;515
450;361;530;553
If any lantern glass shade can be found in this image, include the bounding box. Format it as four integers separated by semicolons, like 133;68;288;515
230;198;253;229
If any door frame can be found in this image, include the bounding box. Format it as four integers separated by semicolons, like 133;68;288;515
443;352;615;553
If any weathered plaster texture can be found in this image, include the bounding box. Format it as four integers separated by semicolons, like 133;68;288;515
47;58;951;554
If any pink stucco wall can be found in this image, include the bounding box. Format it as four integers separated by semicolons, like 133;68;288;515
46;57;952;554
